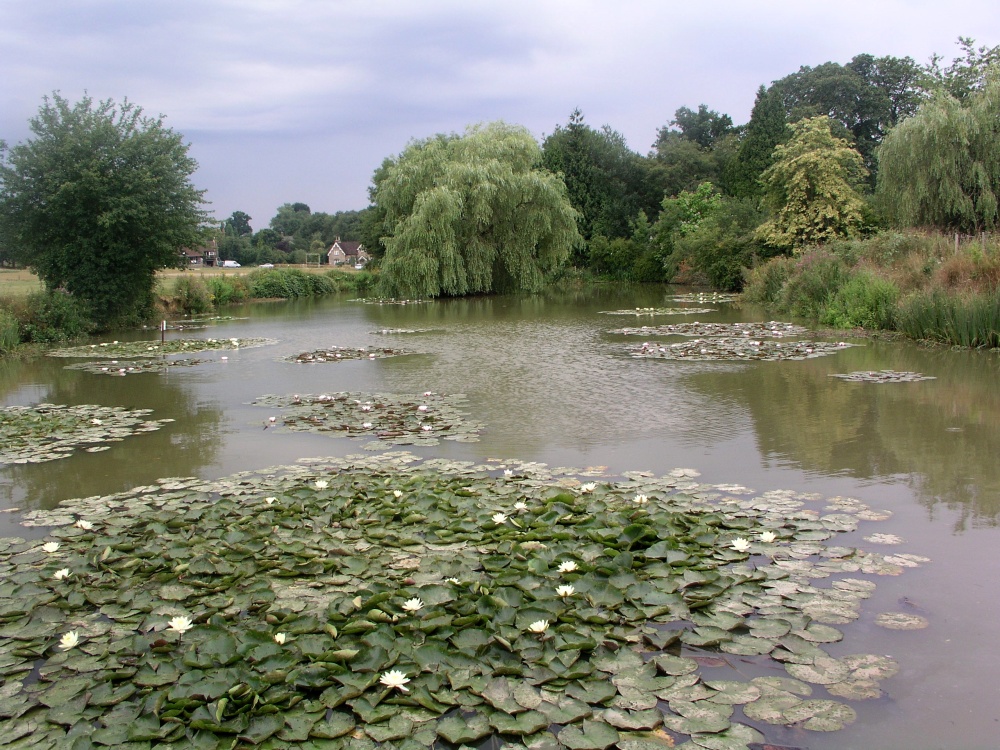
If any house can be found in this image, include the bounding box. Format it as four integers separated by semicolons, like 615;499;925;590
327;238;369;266
179;239;219;267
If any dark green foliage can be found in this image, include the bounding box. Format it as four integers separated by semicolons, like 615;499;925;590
0;93;206;330
204;276;250;305
742;256;796;305
673;198;770;291
15;291;95;343
169;276;213;315
923;37;1000;100
724;86;788;199
0;308;19;351
246;268;337;299
587;235;639;279
821;272;899;329
774;250;851;319
661;104;735;149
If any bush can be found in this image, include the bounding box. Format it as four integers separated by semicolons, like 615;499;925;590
205;276;250;306
0;308;19;352
821;272;899;329
742;256;795;304
16;291;95;343
674;198;770;292
247;268;337;299
777;250;850;319
170;276;212;315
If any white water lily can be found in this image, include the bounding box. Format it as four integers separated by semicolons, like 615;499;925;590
393;490;403;498
420;424;433;432
503;469;514;477
492;513;508;525
75;519;93;530
264;497;277;505
760;531;777;544
445;578;460;584
59;631;80;650
53;568;71;580
273;633;287;644
528;620;549;633
41;542;60;553
514;501;528;511
731;537;751;552
633;494;649;504
418;405;428;412
402;598;424;612
362;422;373;429
380;669;411;691
361;405;372;411
423;391;433;397
579;482;597;493
167;616;194;635
557;561;578;573
90;418;103;426
556;585;575;597
314;480;328;490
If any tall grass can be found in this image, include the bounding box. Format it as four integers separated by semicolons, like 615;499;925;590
896;290;1000;348
0;309;19;352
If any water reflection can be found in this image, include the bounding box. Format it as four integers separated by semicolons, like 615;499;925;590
687;339;1000;527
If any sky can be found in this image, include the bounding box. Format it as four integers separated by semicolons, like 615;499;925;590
1;0;998;231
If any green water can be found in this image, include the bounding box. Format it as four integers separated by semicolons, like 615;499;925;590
2;286;999;749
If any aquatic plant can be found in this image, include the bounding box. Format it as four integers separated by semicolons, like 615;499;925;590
47;337;277;358
0;453;922;747
629;339;857;362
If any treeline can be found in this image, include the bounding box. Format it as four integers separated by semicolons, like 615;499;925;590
213;204;368;267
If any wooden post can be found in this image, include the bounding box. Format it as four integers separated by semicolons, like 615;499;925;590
161;319;166;345
955;233;960;255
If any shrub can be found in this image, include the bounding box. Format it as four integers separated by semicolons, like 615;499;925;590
170;276;212;315
205;276;250;305
821;272;899;329
742;256;795;304
777;250;850;319
17;291;95;343
0;308;20;352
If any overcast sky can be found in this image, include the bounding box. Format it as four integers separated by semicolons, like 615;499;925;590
2;1;998;230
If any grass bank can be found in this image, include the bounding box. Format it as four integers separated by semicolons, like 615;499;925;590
742;230;1000;348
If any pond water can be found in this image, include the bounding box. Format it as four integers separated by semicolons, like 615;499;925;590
2;285;999;750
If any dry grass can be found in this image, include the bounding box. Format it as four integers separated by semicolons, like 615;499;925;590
0;269;43;298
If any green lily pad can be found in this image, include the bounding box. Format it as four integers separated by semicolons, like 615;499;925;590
558;719;620;750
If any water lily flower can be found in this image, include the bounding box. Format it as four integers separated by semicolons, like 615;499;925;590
393;490;403;498
492;513;508;525
59;631;80;650
633;494;649;504
557;561;578;573
579;482;597;493
314;480;328;490
273;632;287;644
445;578;460;584
264;497;277;505
420;424;433;432
556;585;575;597
423;391;433;397
528;620;549;633
731;537;751;552
503;469;514;477
167;616;194;635
418;405;428;412
361;404;372;411
402;598;424;612
75;519;93;530
760;531;777;544
90;418;103;426
514;501;528;511
41;542;60;554
379;669;411;692
362;422;373;429
53;568;71;580
268;416;276;423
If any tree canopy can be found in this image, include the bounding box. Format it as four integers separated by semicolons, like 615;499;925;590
877;72;1000;232
371;122;580;298
0;93;206;328
757;116;868;251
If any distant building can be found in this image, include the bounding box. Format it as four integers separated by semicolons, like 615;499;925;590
327;238;369;266
179;239;218;267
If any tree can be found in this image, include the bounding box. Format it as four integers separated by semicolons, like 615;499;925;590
876;73;1000;233
724;86;788;199
223;210;252;236
0;93;206;328
656;104;734;150
924;37;1000;99
674;197;770;291
757;116;868;251
269;203;311;236
371;121;580;298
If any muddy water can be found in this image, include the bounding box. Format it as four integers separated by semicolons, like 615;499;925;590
1;286;998;750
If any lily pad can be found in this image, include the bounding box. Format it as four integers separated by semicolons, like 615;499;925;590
629;338;857;362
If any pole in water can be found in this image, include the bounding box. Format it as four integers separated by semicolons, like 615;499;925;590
161;320;166;345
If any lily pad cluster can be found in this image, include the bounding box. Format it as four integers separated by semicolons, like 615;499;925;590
252;392;483;447
63;359;210;376
351;299;428;306
668;293;740;304
47;338;277;358
829;370;936;384
0;453;921;749
610;322;809;338
0;404;174;464
630;339;857;362
370;329;437;335
285;348;411;364
598;309;716;317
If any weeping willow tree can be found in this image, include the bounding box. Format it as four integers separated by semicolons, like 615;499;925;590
756;116;868;252
370;122;580;298
876;72;1000;232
